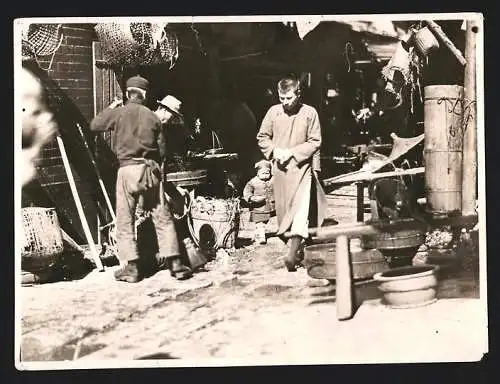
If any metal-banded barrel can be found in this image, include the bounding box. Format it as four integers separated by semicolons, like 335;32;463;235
424;85;464;214
165;169;208;188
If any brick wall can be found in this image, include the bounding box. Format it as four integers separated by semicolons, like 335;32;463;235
32;24;96;185
23;23;101;242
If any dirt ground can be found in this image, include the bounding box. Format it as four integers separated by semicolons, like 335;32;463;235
17;185;487;367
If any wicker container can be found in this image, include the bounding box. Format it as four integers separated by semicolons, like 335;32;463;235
21;207;64;272
303;243;389;280
189;197;240;250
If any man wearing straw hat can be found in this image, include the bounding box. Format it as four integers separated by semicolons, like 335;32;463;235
90;75;191;282
257;76;329;272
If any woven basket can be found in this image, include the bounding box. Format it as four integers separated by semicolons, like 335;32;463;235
21;23;64;60
21;207;64;272
94;22;178;68
189;197;240;249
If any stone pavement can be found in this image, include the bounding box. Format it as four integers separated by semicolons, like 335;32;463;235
18;185;487;367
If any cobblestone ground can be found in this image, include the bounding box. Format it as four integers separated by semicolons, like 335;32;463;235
18;186;486;366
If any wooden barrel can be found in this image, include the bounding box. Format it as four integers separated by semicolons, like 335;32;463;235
362;229;425;250
303;243;389;280
424;85;464;214
165;169;208;188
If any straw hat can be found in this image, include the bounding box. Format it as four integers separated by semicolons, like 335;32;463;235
157;95;183;117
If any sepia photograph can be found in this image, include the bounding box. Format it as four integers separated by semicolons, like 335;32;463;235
14;13;487;369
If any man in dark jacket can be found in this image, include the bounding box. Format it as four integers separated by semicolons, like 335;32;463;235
90;75;191;282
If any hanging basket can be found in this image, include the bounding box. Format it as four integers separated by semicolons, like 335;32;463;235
21;23;64;70
94;22;179;68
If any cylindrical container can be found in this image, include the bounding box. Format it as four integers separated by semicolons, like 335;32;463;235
303;242;389;280
182;237;207;271
414;27;440;57
424;85;464;214
374;265;439;308
165;169;208;188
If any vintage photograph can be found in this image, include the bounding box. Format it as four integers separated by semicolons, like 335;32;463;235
15;14;486;368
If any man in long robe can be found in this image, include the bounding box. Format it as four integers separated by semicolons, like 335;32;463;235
257;76;329;271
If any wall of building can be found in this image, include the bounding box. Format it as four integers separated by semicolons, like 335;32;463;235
23;24;100;243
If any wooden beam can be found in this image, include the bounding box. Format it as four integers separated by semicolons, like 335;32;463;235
323;167;425;188
285;214;478;240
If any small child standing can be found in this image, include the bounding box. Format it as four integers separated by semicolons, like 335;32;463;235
243;160;276;244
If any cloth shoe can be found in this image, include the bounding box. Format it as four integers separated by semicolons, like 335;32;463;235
114;261;142;283
169;257;193;280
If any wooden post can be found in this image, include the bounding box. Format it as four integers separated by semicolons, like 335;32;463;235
462;19;478;215
56;135;104;271
356;182;365;222
335;235;354;320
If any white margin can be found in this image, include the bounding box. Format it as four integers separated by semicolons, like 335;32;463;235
14;12;487;370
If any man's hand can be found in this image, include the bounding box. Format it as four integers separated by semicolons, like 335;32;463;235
277;148;293;164
273;148;284;161
108;98;123;109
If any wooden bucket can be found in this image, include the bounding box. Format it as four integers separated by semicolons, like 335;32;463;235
303;243;389;280
413;27;440;57
424;85;464;214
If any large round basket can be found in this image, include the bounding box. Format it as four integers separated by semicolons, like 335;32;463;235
21;207;64;272
188;197;240;250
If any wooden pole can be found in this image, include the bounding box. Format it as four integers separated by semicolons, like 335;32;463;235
56;135;104;271
462;19;478;215
335;235;354;320
76;123;116;222
426;20;467;66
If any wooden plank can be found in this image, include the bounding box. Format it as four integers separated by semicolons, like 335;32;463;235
284;214;478;240
324;167;425;188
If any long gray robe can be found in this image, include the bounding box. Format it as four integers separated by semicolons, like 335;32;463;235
257;103;328;237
